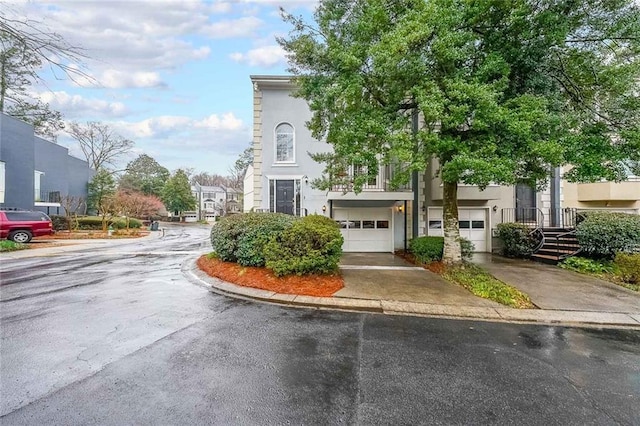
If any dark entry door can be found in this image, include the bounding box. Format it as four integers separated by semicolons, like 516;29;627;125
276;180;294;215
515;183;536;223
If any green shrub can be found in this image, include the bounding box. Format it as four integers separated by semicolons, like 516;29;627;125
560;256;612;275
50;215;69;231
76;216;142;230
210;212;296;266
614;252;640;284
576;212;640;259
409;236;474;262
460;238;475;260
496;223;538;258
410;236;444;262
264;214;343;276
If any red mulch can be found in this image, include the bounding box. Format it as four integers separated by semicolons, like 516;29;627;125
196;255;344;297
396;250;447;274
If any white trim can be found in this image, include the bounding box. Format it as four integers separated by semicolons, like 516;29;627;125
274;122;295;164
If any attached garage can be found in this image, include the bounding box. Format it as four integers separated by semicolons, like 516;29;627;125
333;207;393;252
427;208;489;252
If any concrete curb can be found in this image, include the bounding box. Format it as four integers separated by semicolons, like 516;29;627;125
184;258;640;329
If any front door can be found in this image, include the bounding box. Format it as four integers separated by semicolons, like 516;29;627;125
275;180;294;215
515;183;536;223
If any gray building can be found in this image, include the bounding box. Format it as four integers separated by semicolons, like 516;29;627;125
0;113;95;215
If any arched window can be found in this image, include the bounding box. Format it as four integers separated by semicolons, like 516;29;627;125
275;123;294;163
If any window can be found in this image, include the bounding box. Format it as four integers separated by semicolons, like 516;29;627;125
376;220;389;229
34;171;44;201
428;220;442;229
275;123;294;163
0;161;4;204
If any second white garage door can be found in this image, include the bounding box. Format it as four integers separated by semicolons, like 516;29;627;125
334;208;393;252
427;208;488;252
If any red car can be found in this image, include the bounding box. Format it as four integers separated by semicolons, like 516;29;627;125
0;210;54;243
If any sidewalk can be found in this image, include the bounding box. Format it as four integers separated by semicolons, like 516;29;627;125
185;253;640;329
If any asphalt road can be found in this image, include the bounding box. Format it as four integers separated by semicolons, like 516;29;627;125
1;224;639;425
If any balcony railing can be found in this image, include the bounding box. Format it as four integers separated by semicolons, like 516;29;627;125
331;164;412;192
35;190;61;203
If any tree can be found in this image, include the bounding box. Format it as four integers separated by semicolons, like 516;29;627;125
119;154;170;197
67;121;134;171
227;143;253;189
87;169;117;218
279;0;640;263
161;169;197;216
190;172;228;187
1;28;65;139
0;8;91;139
59;195;86;231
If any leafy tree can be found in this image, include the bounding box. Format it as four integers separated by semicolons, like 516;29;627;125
87;169;116;214
115;190;163;229
67;121;134;171
279;0;640;263
161;169;197;216
119;154;170;197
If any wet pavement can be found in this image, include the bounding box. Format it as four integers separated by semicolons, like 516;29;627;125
473;253;640;313
1;224;639;424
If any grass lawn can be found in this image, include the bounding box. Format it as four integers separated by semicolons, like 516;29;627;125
0;240;29;252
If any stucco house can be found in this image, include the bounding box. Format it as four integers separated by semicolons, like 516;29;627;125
244;76;640;256
0;113;95;215
189;183;242;222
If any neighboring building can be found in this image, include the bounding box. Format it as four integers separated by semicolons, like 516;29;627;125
190;183;241;222
0;113;95;215
246;76;640;254
561;166;640;215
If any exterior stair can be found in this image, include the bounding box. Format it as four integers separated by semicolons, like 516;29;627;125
530;227;581;265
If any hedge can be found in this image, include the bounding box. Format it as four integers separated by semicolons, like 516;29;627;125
264;214;343;276
495;223;539;258
576;212;640;259
614;253;640;284
210;212;296;266
409;236;474;262
75;216;142;230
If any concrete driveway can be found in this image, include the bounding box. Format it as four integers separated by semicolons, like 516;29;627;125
335;253;499;307
473;253;640;313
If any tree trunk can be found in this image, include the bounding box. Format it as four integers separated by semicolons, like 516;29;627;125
442;180;462;264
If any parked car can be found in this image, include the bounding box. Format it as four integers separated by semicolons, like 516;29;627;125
0;210;54;243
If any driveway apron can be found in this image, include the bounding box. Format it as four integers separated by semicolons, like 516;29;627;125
473;253;640;313
335;253;499;307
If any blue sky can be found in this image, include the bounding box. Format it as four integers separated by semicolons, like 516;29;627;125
6;0;317;175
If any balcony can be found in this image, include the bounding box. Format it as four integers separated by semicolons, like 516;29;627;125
35;190;62;205
430;182;501;201
328;164;413;201
577;180;640;202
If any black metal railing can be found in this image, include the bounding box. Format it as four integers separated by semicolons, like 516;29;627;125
501;208;544;228
555;229;581;260
35;190;61;203
331;163;412;192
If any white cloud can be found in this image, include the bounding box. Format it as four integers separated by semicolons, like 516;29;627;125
38;91;129;118
229;45;286;67
201;16;264;39
118;113;244;139
99;70;167;89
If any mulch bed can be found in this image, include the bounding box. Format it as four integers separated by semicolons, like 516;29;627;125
39;230;150;239
197;255;344;297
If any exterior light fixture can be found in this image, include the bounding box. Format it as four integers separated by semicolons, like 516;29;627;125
322;205;326;213
492;205;498;212
397;204;404;213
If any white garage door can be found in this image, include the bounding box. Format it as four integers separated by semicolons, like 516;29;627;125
334;208;392;252
427;208;487;252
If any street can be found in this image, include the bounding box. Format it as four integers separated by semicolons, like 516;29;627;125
1;224;639;425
